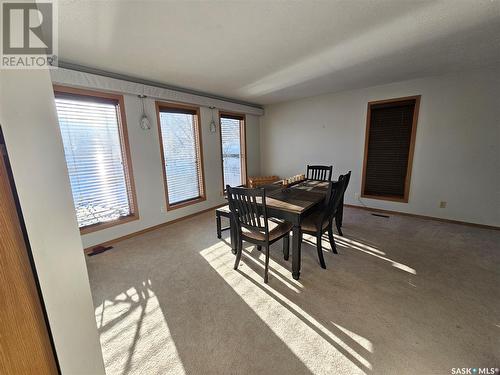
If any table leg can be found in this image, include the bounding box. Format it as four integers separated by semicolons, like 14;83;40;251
229;217;237;255
292;224;302;280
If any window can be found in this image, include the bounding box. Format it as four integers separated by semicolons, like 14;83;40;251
156;102;205;209
219;112;246;189
54;86;138;233
361;95;420;202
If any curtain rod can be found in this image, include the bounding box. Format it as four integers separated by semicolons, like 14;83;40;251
58;60;264;110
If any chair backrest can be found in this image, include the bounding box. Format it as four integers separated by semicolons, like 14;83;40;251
307;165;333;181
226;185;269;238
341;171;351;199
326;176;346;221
314;177;346;229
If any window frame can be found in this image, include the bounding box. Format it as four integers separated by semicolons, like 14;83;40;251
155;101;206;210
218;111;247;192
53;85;139;234
361;95;421;203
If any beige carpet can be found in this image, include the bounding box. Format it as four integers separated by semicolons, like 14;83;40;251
86;207;500;375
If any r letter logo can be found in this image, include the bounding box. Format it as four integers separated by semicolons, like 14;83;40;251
1;1;57;68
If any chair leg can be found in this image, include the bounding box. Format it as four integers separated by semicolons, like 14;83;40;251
229;218;237;255
233;234;243;270
336;204;344;236
316;233;326;269
336;216;343;236
283;234;289;261
328;226;338;254
216;213;222;239
264;245;270;283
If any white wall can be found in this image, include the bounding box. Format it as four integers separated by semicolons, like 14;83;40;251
0;70;106;374
55;83;262;248
260;67;500;227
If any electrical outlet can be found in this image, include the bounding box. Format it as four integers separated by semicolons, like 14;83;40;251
439;201;447;208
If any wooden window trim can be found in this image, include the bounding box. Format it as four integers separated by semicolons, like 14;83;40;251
361;95;421;203
219;111;247;192
155;101;206;211
53;85;139;234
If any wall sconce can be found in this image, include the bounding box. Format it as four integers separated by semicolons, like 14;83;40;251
138;94;151;130
209;106;217;133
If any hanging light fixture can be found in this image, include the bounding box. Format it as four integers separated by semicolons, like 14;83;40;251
209;106;217;133
138;94;151;130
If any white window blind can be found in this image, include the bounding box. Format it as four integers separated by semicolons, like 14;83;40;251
55;93;135;229
158;106;204;206
220;114;245;187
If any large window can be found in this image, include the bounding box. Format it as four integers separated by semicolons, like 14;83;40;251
156;102;205;209
219;112;246;189
361;95;420;202
54;86;138;233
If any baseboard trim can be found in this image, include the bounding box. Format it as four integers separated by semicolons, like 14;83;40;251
84;203;227;253
345;204;499;230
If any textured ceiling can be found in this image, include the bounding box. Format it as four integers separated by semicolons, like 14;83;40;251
58;0;500;105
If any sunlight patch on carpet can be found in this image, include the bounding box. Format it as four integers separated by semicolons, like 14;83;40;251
95;282;186;375
335;237;417;275
200;242;371;375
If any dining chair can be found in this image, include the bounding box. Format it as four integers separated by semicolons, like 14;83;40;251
335;171;351;236
300;176;346;269
306;165;333;181
226;185;292;283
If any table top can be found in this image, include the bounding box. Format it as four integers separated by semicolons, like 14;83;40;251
263;180;330;214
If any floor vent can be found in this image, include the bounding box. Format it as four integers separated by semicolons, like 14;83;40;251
87;245;113;256
371;213;390;218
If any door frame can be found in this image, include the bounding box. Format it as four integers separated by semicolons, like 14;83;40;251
0;127;60;374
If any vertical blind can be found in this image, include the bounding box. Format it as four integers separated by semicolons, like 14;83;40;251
158;107;204;205
220;115;244;187
363;99;417;198
55;94;134;228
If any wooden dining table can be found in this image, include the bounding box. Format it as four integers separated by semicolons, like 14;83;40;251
229;179;331;280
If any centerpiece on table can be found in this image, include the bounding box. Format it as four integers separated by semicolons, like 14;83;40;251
281;174;306;191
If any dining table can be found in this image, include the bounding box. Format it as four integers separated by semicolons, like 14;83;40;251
229;179;331;280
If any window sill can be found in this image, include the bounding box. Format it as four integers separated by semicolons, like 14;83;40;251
79;214;139;235
167;196;206;211
361;194;408;203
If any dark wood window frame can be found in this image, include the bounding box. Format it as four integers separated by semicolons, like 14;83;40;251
218;111;247;191
53;85;139;235
155;101;207;211
361;95;421;203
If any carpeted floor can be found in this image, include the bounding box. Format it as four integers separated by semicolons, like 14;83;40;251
86;207;500;375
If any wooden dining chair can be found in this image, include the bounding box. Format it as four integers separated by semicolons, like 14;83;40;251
335;171;351;236
227;185;292;283
306;165;333;181
300;176;346;269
